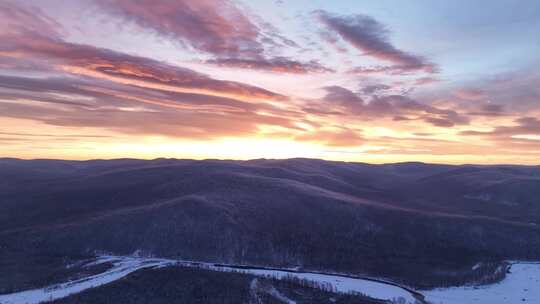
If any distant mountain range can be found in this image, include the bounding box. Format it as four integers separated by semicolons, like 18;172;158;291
1;158;539;288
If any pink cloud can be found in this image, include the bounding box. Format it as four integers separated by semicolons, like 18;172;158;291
453;88;487;100
0;5;285;102
96;0;263;58
205;57;334;74
316;11;437;74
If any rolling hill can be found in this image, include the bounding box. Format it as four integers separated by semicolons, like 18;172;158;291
1;158;539;289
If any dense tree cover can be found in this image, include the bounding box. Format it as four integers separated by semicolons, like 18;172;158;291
1;158;539;288
0;254;106;294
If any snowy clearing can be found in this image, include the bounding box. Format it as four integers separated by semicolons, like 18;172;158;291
424;262;540;304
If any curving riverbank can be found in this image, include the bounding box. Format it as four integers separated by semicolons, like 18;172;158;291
0;255;422;304
3;255;538;304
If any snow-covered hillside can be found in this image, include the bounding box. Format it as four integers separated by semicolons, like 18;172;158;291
424;262;540;304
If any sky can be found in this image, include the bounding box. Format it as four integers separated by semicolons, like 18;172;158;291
0;0;539;164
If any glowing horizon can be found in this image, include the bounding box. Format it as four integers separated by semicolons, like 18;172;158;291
1;0;539;164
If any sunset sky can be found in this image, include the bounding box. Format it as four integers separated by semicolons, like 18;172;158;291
1;0;539;164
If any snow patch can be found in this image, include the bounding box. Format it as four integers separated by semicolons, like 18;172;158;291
471;263;482;271
424;262;540;304
267;286;296;304
250;278;296;304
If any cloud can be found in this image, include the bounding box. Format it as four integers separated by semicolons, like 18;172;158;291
466;103;507;117
361;84;391;95
0;2;63;39
95;0;263;58
0;131;111;138
0;75;299;139
453;88;487;100
0;3;302;141
348;65;433;76
415;77;440;86
461;117;540;137
423;117;455;127
447;71;540;115
348;66;395;75
458;117;540;152
318;86;469;127
5;38;285;101
0;4;286;102
205;57;334;74
316;10;437;74
322;85;365;108
0;74;273;114
95;0;315;75
318;30;349;53
393;115;414;121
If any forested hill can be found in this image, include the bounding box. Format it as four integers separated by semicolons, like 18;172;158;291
1;158;540;288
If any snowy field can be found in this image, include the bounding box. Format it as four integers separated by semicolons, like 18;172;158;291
424;262;540;304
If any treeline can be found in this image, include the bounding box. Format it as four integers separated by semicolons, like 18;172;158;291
252;272;386;304
413;261;509;289
51;265;386;304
